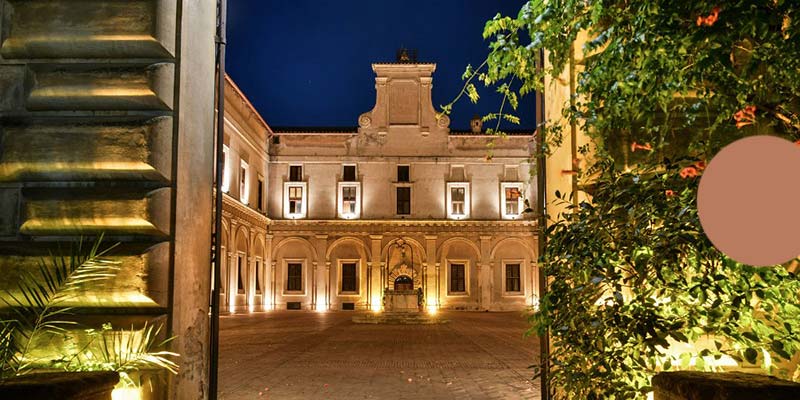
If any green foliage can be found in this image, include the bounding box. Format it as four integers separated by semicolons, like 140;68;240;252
0;237;178;387
456;0;800;398
50;322;178;388
1;237;121;377
535;163;800;398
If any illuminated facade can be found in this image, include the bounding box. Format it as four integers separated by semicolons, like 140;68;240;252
218;76;272;311
263;62;540;312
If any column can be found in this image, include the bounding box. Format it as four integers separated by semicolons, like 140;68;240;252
480;235;493;310
265;234;274;309
424;235;437;308
369;235;383;310
271;260;278;310
227;251;236;309
325;261;332;310
313;234;329;310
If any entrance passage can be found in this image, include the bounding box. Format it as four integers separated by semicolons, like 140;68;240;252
394;275;413;291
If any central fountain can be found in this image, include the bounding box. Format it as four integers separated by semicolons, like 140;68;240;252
352;238;446;324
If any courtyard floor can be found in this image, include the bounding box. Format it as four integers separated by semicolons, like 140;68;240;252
218;310;541;399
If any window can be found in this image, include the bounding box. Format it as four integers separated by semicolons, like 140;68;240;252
284;182;308;218
446;182;470;219
397;165;410;182
341;262;357;292
221;145;230;192
288;186;303;214
451;187;465;215
396;187;411;215
338;183;361;218
256;177;264;211
289;165;303;181
501;183;524;219
342;187;357;213
220;246;226;294
505;263;521;293
286;263;302;292
449;263;466;293
255;259;262;294
239;160;249;204
343;165;357;181
237;254;245;294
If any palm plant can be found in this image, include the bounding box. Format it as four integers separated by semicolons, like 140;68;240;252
0;236;178;385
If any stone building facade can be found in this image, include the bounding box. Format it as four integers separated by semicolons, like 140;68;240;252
228;61;540;312
218;76;271;311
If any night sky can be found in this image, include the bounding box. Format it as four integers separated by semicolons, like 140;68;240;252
226;0;535;131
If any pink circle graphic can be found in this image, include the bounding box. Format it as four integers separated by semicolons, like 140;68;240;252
697;135;800;267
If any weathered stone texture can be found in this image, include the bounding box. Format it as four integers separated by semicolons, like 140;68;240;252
653;371;800;400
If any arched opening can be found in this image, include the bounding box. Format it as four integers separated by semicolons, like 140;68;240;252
394;275;413;291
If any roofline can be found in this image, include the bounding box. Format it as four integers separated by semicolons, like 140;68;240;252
224;74;273;136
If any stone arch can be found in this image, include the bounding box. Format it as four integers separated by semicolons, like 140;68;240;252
273;236;318;260
235;225;249;253
436;237;481;262
253;233;266;258
220;219;230;249
325;236;370;261
490;237;536;260
379;236;426;263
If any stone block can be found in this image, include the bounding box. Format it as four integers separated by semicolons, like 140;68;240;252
652;371;800;400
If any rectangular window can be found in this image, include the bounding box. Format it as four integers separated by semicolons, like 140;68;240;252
255;259;261;293
240;160;249;204
287;263;302;291
288;186;303;214
221;145;230;192
506;263;521;292
451;187;465;215
220;247;226;294
450;263;466;293
397;165;410;182
396;187;411;215
505;186;521;216
237;255;245;294
343;165;357;181
342;186;357;215
257;178;264;211
447;182;470;219
341;262;357;292
289;165;303;182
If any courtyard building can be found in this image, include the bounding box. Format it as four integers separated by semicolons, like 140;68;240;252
221;58;539;312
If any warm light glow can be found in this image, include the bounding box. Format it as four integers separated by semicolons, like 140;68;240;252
315;303;327;313
112;386;142;400
427;305;438;315
446;182;470;220
240;159;250;205
221;145;231;193
530;295;540;311
371;296;382;312
337;182;361;219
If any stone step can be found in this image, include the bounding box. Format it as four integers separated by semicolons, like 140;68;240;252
351;312;449;325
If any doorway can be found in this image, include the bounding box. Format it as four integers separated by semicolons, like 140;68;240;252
394;275;413;291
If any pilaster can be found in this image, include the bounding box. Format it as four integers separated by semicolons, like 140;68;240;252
480;235;493;309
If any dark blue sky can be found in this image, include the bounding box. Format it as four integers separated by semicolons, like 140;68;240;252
226;0;534;131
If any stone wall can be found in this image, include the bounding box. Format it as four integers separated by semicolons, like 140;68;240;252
0;1;215;398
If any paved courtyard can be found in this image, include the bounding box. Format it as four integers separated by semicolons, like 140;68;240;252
218;311;541;399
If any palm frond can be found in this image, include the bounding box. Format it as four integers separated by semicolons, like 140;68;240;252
0;235;121;377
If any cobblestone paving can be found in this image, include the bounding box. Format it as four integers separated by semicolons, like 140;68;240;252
219;311;541;399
